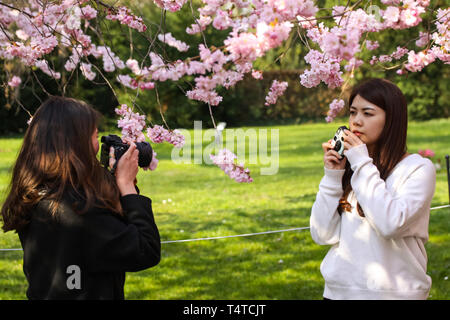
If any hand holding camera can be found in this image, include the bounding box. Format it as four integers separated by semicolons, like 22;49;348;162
114;142;139;190
100;134;154;196
322;126;348;170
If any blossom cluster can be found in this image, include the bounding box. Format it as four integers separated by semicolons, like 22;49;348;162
381;1;429;30
157;33;189;52
35;60;61;79
368;5;448;73
142;150;159;171
153;0;188;13
300;49;343;89
0;1;152;88
115;104;185;150
403;8;450;72
117;74;155;91
325;99;345;123
114;104;165;171
210;149;253;183
8;76;21;88
370;46;409;65
147;125;185;148
115;104;147;143
298;1;444;89
105;6;147;32
265;80;288;106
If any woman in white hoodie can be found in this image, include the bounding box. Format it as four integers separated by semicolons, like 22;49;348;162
310;78;436;300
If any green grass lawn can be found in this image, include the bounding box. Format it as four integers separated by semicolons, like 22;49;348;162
0;119;449;300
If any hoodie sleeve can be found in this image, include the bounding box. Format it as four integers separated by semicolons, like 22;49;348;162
310;168;344;245
345;144;436;240
84;194;161;273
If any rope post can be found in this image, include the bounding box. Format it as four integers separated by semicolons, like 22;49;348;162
446;155;450;206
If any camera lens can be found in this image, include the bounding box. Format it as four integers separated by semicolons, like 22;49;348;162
136;142;153;167
334;140;341;151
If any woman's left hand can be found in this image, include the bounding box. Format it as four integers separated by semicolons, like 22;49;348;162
343;129;364;151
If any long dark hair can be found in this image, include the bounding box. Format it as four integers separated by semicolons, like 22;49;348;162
1;96;123;232
338;78;408;217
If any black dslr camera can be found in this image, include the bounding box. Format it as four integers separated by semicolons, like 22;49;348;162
100;134;153;174
331;126;348;156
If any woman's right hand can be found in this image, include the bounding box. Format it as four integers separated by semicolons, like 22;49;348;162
322;139;347;170
110;141;139;195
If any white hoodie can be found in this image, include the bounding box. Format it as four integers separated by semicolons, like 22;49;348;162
310;144;436;300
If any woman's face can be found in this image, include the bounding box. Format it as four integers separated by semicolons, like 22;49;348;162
92;127;99;155
349;95;386;149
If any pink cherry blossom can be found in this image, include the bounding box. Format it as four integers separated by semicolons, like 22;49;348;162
210;148;253;183
265;80;288;106
115;104;146;143
126;59;141;75
325;99;345;123
383;6;400;25
149;150;159;171
430;8;450;63
117;74;138;89
106;6;147;32
391;46;409;59
213;10;233;30
300;50;343;89
166;129;185;148
366;40;379;51
186;88;223;106
138;81;155;90
186;15;212;34
153;0;187;13
146;125;185;147
224;31;261;63
344;58;363;72
79;5;97;20
7;76;21;88
415;31;430;47
96;46;125;72
266;0;317;21
404;50;436;72
80;62;96;80
251;70;263;80
158;33;190;52
147;125;169;144
257;21;293;52
35;60;61;79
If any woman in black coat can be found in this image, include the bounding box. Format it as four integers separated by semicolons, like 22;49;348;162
1;96;161;300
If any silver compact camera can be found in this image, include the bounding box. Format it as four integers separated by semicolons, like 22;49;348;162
331;126;348;156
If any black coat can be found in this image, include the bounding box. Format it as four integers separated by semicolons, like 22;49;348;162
18;188;161;300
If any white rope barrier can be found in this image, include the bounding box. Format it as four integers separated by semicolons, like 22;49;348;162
161;227;311;244
0;204;449;252
430;204;450;211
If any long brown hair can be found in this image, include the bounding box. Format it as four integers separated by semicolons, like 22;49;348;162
1;96;123;232
338;78;408;217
